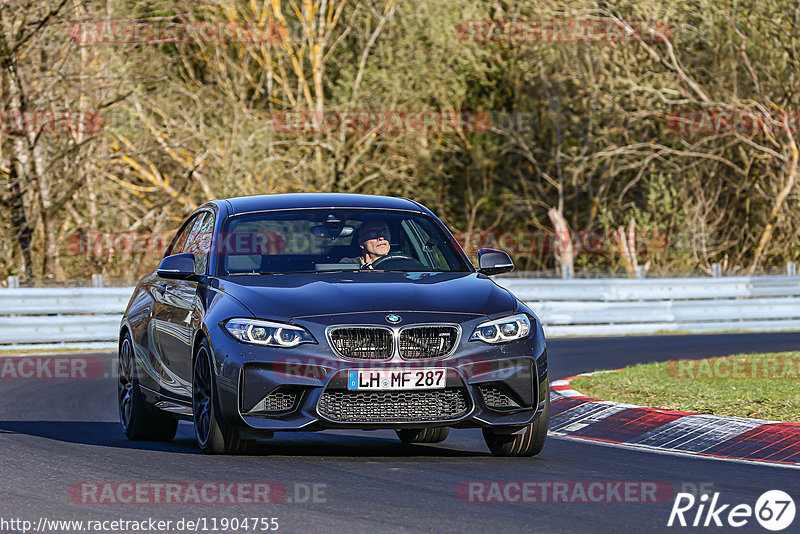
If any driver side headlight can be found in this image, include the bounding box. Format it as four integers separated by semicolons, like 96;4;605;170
470;313;531;344
224;318;316;348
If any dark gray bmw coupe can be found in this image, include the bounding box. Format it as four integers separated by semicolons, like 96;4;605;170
118;193;549;456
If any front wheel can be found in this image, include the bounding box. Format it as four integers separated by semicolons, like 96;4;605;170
192;338;256;454
482;394;549;457
118;333;178;441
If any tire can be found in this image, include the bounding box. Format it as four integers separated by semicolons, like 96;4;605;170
482;394;549;457
192;338;256;454
396;427;450;444
118;333;178;441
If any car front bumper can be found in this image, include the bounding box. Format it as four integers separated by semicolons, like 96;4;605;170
208;312;548;433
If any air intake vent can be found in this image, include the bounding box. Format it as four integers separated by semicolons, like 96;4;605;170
318;388;470;422
479;385;521;410
399;326;459;359
328;327;393;360
246;390;297;414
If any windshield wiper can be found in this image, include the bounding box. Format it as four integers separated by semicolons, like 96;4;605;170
228;270;352;275
227;269;451;275
227;271;283;276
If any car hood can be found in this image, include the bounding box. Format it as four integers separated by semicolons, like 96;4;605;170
215;271;516;322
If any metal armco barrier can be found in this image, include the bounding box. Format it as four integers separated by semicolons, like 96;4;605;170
0;288;131;346
498;276;800;336
1;276;800;347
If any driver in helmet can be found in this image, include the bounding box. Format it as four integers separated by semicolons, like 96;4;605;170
340;218;391;269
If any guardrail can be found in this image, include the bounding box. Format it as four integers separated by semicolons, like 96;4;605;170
1;276;800;348
0;288;131;347
499;276;800;336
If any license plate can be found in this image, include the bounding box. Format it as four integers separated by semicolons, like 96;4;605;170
347;368;446;391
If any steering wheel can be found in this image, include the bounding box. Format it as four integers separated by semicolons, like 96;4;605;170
369;254;426;270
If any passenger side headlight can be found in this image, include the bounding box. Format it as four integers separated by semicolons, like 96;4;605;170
224;318;316;348
470;313;531;343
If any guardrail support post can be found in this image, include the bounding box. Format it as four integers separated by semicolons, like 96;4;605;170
635;266;645;279
712;263;722;277
561;265;573;279
91;274;104;288
788;262;797;277
7;275;19;288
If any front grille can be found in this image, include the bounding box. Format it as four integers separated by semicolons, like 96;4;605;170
479;385;521;409
246;390;297;414
318;388;470;422
328;327;393;360
399;326;459;359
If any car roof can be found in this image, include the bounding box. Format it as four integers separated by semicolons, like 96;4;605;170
217;193;426;215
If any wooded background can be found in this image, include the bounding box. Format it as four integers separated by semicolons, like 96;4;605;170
1;0;798;283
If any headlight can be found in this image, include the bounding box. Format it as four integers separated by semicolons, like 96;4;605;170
224;318;316;348
470;313;531;343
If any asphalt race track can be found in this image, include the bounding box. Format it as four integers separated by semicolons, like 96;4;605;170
2;332;799;534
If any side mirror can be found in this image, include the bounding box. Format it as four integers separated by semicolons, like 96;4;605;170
477;248;514;275
157;253;199;280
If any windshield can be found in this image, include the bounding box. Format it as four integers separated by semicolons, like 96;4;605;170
217;209;472;275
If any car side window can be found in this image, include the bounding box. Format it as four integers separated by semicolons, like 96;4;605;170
164;215;199;257
182;212;214;274
402;219;450;270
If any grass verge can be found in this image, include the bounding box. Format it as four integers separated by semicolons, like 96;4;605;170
569;352;800;422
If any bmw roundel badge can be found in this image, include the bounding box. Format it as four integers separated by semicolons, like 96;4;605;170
385;314;402;324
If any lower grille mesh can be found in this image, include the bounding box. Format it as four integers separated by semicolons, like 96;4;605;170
247;391;297;414
479;385;521;409
318;388;469;422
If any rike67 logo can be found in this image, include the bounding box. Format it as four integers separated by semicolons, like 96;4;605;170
668;490;795;531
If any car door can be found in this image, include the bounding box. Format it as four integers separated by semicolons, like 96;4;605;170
152;211;214;401
142;215;195;394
